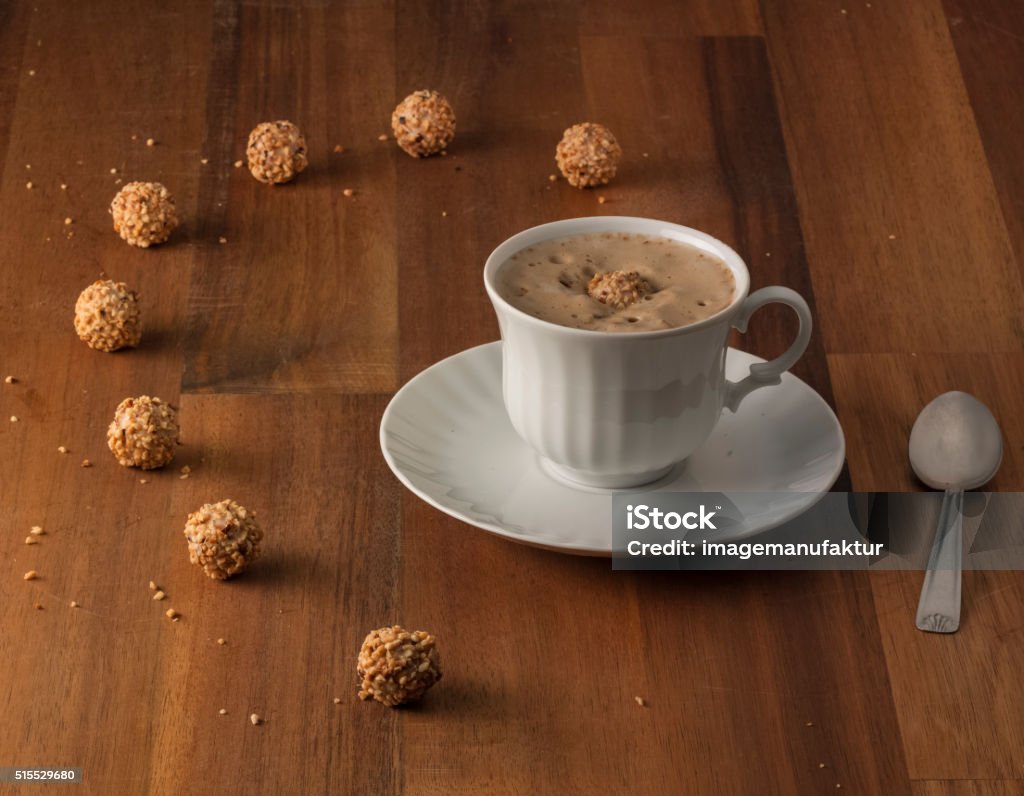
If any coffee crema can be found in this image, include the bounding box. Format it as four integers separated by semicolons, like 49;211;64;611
495;232;737;332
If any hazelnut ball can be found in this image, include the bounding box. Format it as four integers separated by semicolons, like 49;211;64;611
555;122;622;188
587;270;652;310
74;279;141;352
391;90;456;158
246;121;308;184
357;626;441;707
110;182;179;247
107;396;179;469
184;499;263;580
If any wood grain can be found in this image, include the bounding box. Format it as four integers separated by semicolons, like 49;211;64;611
763;0;1024;354
1;0;1022;794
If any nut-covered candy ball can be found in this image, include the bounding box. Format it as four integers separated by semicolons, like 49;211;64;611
587;270;652;310
110;182;179;247
246;120;308;184
555;122;622;188
74;279;141;352
357;626;441;707
391;90;456;158
183;499;263;580
107;395;179;469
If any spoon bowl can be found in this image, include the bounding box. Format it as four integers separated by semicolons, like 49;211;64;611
909;391;1003;491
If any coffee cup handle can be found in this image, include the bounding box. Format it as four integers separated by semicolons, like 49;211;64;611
723;286;812;413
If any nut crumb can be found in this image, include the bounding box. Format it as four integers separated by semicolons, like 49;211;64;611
233;159;243;168
819;763;826;769
548;174;557;182
250;713;262;726
219;708;227;715
180;466;191;475
4;376;15;383
217;638;226;645
28;69;35;76
597;196;607;204
146;138;155;147
58;446;68;454
888;234;896;240
642;152;649;158
806;721;814;727
218;237;227;244
377;133;388;141
139;478;148;485
64;217;73;225
149;581;158;590
24;570;38;581
342;188;354;198
110;168;118;174
30;526;44;535
26;181;33;189
152;590;166;601
25;536;38;545
165;608;180;621
81;459;92;468
441;211;448;217
333;144;344;153
634;696;646;707
60;184;67;190
333;697;341;705
69;600;79;608
10;415;18;423
201;158;209;165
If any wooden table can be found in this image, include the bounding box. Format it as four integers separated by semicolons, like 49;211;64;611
2;1;1022;793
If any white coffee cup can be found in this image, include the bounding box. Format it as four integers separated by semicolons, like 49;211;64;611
483;217;812;489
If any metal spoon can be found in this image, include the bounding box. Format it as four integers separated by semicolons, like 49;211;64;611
908;391;1003;633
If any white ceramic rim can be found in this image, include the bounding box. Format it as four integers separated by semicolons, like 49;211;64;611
483;216;752;339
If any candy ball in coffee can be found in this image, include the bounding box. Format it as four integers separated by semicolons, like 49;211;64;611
184;499;263;580
107;396;178;469
74;279;141;352
391;90;456;158
110;182;178;247
246;120;308;184
555;122;622;188
588;270;651;310
357;626;441;707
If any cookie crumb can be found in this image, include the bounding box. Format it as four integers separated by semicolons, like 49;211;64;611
30;526;44;536
58;446;68;454
4;376;15;384
60;184;67;190
548;174;557;182
152;590;166;601
250;713;262;726
233;159;243;168
200;158;209;165
597;196;607;204
149;581;158;590
218;237;227;244
25;536;38;545
342;188;354;198
888;233;896;240
806;721;814;727
28;69;36;76
26;181;33;190
10;416;19;423
24;571;38;581
69;600;79;608
819;763;826;769
441;211;448;217
165;608;180;621
333;697;341;705
64;217;73;225
139;478;148;485
146;138;155;147
81;459;92;468
377;133;388;141
634;696;646;707
219;708;227;715
217;638;226;645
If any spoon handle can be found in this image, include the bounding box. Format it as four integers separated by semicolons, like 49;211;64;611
915;489;963;633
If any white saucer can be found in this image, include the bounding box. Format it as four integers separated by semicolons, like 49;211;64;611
380;342;845;555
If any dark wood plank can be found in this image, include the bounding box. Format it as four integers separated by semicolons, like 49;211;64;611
763;0;1024;354
580;0;762;36
943;1;1024;284
182;1;399;394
